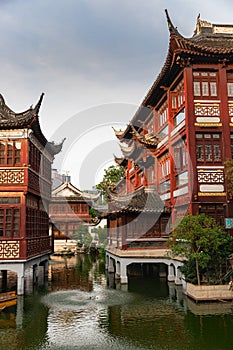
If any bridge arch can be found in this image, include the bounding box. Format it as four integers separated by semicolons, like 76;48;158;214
106;251;184;286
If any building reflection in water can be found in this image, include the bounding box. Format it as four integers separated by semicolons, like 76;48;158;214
0;255;233;350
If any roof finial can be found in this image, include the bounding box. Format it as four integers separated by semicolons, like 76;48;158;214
34;92;45;115
165;9;177;34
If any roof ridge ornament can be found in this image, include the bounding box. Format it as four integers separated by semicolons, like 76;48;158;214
164;9;178;35
33;93;44;115
0;94;5;106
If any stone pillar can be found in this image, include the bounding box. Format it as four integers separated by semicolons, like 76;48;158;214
108;258;115;273
107;272;115;288
168;281;176;302
33;265;38;284
167;264;175;282
120;260;128;284
175;267;183;285
115;261;120;279
105;254;109;270
25;267;34;294
17;271;25;295
44;260;49;277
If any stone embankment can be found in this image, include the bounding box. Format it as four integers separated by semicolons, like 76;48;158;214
185;282;233;301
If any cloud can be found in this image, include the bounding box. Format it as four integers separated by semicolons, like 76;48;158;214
0;0;233;187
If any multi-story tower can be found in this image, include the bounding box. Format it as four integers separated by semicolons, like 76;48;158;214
0;94;63;294
106;12;233;284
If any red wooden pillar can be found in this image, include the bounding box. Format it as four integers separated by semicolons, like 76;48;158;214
218;65;232;219
184;66;197;215
121;215;127;250
218;65;231;159
167;89;176;225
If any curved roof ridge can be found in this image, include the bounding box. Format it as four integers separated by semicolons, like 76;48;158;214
143;12;233;107
0;93;44;120
52;180;100;201
165;9;180;37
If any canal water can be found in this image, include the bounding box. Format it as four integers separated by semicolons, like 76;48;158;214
1;254;233;350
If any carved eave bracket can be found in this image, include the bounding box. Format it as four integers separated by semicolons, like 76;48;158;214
175;55;192;68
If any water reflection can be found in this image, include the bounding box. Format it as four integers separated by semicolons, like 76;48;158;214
0;255;233;350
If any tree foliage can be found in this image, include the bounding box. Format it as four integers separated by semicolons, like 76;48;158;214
92;226;107;246
96;164;125;198
72;224;92;247
169;214;233;285
225;159;233;197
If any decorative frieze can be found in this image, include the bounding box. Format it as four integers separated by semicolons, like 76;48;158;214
0;129;28;139
194;103;220;116
228;103;233;116
198;170;224;183
0;169;24;184
0;240;20;258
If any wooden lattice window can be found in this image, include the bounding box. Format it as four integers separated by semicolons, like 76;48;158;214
160;179;170;193
41;156;51;180
29;142;41;173
171;80;185;111
0;140;21;166
227;72;233;98
173;139;188;172
193;71;218;99
26;207;49;237
196;133;221;163
176;171;188;188
158;101;168;129
174;108;185;127
159;156;170;180
0;207;20;237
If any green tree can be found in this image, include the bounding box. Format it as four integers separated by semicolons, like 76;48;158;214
169;214;233;285
225;159;233;196
75;224;92;247
92;226;107;246
96;164;124;198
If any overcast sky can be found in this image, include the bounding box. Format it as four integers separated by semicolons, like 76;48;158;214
0;0;233;189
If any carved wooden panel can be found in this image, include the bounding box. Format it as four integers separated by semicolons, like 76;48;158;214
0;240;20;258
228;103;233;116
26;237;51;257
40;179;51;198
198;170;224;183
28;170;40;193
0;169;24;184
194;103;220;116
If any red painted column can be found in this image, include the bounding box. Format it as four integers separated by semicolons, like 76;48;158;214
219;65;231;158
184;66;197;215
167;89;176;225
218;65;233;219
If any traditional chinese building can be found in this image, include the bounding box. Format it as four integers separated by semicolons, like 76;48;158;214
106;11;233;284
0;93;64;294
50;179;100;245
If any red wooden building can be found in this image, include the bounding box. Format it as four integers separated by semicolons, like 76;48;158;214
50;178;100;241
0;93;63;294
106;12;233;284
